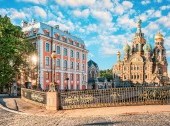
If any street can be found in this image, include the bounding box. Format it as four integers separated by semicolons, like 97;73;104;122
0;107;170;126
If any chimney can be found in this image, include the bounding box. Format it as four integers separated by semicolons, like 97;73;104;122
21;20;28;27
55;25;59;29
64;30;69;34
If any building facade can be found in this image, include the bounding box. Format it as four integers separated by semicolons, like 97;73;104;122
88;60;99;89
112;19;169;87
20;20;88;90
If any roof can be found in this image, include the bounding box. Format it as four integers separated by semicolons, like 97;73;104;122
88;60;98;68
22;22;85;45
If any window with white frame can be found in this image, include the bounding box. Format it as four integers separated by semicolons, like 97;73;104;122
82;54;85;60
76;62;79;70
64;60;67;68
71;50;74;57
45;43;50;52
71;62;74;69
56;46;60;54
45;57;50;66
76;52;79;59
82;64;85;71
71;74;74;81
56;59;60;67
64;48;67;56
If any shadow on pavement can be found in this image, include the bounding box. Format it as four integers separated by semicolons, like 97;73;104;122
83;121;122;126
0;96;19;111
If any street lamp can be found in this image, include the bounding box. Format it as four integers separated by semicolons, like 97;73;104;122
66;77;69;91
49;51;57;92
31;54;38;89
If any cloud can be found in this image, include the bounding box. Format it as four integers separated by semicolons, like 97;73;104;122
55;0;95;7
73;9;90;18
33;6;47;18
91;10;112;23
116;14;136;29
155;0;162;3
141;0;151;5
111;1;134;15
122;1;133;9
160;5;170;10
0;8;27;20
17;0;47;5
47;20;75;31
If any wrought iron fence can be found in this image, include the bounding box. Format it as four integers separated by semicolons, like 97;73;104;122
59;86;170;109
22;88;47;104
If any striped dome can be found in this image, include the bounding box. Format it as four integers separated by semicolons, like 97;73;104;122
143;43;152;52
123;43;130;53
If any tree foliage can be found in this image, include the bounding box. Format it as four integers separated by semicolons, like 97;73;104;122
99;69;113;81
0;15;35;90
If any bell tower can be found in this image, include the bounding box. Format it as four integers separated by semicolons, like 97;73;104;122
132;19;146;54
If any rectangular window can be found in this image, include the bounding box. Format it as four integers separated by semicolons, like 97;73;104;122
70;40;73;45
46;72;49;79
64;60;67;68
82;54;85;60
71;74;74;81
45;32;49;36
56;59;60;67
76;43;79;47
71;85;74;90
77;75;79;81
71;62;74;69
64;48;67;56
71;50;74;57
46;43;50;52
76;63;79;70
77;85;79;90
56;46;60;54
45;57;50;66
76;52;79;59
82;64;85;71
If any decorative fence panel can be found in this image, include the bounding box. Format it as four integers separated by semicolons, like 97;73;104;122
21;88;46;105
59;86;170;110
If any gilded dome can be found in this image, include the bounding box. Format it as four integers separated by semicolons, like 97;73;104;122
155;32;164;40
143;43;152;52
123;43;130;53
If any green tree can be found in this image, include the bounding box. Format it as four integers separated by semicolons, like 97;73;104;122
0;15;35;92
100;69;113;81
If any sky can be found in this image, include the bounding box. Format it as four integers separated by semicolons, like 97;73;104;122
0;0;170;71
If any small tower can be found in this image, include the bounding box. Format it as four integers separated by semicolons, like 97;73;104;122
143;42;152;60
123;43;130;60
117;51;121;62
133;19;146;54
154;32;165;62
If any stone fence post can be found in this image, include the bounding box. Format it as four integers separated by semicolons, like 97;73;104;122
46;91;59;111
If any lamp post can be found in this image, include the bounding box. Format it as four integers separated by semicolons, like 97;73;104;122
49;51;57;92
31;54;38;88
66;77;69;91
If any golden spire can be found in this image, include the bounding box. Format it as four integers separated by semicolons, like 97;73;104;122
117;51;121;62
137;18;142;33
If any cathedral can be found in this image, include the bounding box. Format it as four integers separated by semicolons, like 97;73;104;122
112;19;169;87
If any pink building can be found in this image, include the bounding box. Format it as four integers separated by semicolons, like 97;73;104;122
21;21;88;90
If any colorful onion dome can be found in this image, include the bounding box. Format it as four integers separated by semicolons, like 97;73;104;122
123;43;130;53
143;43;152;52
155;32;164;40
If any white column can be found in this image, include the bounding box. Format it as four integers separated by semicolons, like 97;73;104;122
74;49;77;90
68;47;71;89
61;45;64;90
38;39;44;89
80;51;82;90
85;52;88;89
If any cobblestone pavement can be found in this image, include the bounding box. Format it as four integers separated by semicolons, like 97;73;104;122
0;108;170;126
